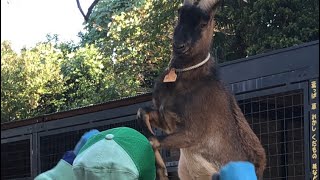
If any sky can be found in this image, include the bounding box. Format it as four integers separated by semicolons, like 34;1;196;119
1;0;94;52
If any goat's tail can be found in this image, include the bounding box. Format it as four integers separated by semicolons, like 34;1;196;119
230;96;267;179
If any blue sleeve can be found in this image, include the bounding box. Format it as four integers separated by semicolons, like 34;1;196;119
62;150;76;165
219;161;257;180
73;129;99;155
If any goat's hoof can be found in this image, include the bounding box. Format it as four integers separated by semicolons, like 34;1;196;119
149;136;161;149
137;108;145;120
137;108;155;135
157;167;169;180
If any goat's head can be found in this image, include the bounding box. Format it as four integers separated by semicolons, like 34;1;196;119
172;0;220;61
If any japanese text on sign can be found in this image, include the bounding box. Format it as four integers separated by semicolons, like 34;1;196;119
310;80;319;180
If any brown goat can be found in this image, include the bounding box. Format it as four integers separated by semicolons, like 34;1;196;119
137;1;266;180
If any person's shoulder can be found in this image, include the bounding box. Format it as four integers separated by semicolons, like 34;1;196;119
34;159;76;180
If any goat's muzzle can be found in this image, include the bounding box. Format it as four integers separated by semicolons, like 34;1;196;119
173;42;189;54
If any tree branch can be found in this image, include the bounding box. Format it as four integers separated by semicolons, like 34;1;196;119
76;0;87;21
86;0;100;20
76;0;101;22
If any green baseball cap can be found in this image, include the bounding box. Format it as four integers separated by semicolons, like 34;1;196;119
72;127;156;180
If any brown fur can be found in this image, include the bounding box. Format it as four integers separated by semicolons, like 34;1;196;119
137;2;266;180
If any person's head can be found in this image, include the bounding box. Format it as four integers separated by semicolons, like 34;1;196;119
72;127;156;180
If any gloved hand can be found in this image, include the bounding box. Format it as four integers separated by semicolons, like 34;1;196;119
212;161;257;180
73;129;100;155
62;150;76;165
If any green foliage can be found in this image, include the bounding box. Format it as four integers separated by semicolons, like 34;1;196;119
1;41;22;122
81;0;180;89
214;0;319;62
81;0;146;46
60;44;126;109
1;41;65;122
1;0;318;122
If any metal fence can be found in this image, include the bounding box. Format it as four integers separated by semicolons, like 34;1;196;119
239;90;305;179
1;41;319;180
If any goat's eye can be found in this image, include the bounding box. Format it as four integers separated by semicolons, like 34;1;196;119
200;23;207;28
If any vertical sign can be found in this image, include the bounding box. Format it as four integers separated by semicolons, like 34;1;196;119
310;79;319;180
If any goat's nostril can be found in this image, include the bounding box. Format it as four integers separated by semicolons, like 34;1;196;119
174;43;185;49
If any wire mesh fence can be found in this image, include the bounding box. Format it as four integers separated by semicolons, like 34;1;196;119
238;90;305;180
1;139;31;179
0;91;307;180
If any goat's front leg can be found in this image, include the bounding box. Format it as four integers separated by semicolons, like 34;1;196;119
150;130;197;149
148;130;196;179
151;140;169;180
137;107;163;136
137;107;168;180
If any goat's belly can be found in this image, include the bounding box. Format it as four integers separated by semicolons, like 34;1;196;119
178;149;219;180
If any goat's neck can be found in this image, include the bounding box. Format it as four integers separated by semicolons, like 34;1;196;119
169;52;215;80
171;51;212;70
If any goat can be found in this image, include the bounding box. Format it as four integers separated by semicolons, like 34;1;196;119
137;1;266;179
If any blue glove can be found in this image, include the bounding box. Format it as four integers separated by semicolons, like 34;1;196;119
213;161;257;180
62;150;76;165
73;129;100;155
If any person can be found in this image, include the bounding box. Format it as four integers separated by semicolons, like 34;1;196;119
212;161;257;180
35;127;156;180
35;127;257;180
